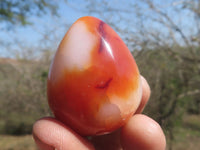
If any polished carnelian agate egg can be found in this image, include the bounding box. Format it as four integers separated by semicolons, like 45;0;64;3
47;16;142;136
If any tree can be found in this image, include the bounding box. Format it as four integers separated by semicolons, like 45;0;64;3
0;0;58;27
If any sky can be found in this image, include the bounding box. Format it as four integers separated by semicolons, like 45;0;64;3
0;0;197;58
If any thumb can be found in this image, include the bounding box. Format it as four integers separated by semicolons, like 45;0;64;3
32;117;94;150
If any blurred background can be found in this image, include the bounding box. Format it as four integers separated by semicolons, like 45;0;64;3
0;0;200;150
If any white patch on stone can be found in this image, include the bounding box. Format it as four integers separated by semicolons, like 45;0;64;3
96;103;121;125
49;21;98;82
59;21;98;70
108;77;142;117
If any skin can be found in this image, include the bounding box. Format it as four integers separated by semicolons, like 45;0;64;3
33;76;166;150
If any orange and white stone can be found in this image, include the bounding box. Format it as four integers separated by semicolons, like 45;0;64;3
47;16;142;136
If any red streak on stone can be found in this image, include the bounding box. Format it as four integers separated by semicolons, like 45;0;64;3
95;78;113;89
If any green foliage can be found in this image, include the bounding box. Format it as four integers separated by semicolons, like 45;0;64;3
0;58;51;135
3;113;34;135
0;0;58;27
134;46;200;132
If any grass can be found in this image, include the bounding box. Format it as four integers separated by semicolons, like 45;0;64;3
169;128;200;150
0;115;200;150
166;114;200;150
0;135;37;150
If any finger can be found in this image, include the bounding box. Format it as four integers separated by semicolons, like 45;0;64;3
135;76;151;114
32;117;94;150
120;114;166;150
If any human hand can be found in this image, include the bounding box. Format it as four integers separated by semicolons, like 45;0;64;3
33;76;166;150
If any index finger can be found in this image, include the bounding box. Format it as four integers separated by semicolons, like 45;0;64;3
120;114;166;150
135;76;151;114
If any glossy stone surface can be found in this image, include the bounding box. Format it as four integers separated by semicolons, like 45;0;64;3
47;16;142;136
